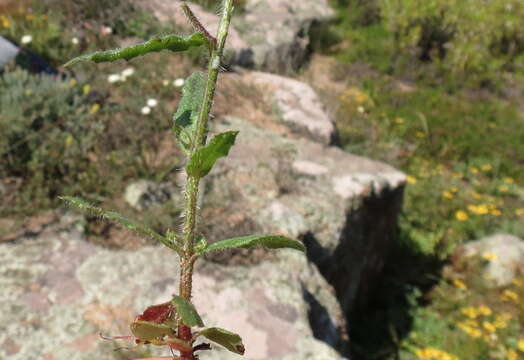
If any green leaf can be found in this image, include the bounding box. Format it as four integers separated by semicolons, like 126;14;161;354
197;327;245;355
186;131;239;178
64;33;207;67
59;196;181;252
173;72;206;153
202;234;305;254
130;321;176;341
171;296;204;327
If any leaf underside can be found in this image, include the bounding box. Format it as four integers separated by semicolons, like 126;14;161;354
64;33;207;67
171;296;204;327
186;131;239;178
202;234;306;254
198;327;245;355
173;71;206;153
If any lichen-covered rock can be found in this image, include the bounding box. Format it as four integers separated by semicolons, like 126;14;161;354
124;179;177;211
456;233;524;287
0;214;345;359
242;71;337;145
134;0;334;73
204;116;406;314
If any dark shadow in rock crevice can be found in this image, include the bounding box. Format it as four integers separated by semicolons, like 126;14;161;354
302;186;446;359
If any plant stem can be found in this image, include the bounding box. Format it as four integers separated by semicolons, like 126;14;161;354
178;0;234;302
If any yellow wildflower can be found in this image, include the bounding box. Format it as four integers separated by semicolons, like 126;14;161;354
468;204;489;215
482;252;498;262
452;173;463;178
518;339;524;352
64;135;74;148
501;290;519;302
69;79;77;87
482;321;496;333
478;305;492;316
512;279;523;287
494;318;507;329
455;210;469;221
406;176;418;184
83;84;91;95
415;347;459;360
450;187;459;193
488;122;497;129
505;177;515;184
89;103;100;115
453;279;467;290
0;15;11;28
470;167;479;174
472;192;482;199
490;209;502;216
394;117;405;124
481;164;493;172
499;185;509;192
508;349;518;360
461;307;479;319
515;208;524;216
458;322;482;338
442;191;454;199
416;131;426;138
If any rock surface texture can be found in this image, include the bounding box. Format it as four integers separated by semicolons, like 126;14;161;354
204;116;405;314
456;233;524;287
0;215;344;360
134;0;335;73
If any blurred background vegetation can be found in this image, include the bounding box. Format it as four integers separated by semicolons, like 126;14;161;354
0;0;523;359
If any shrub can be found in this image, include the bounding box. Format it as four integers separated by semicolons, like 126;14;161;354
0;70;105;214
380;0;524;84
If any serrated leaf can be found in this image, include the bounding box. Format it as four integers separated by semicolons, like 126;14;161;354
202;234;305;254
171;296;204;327
186;131;239;178
198;327;245;355
64;33;207;67
59;196;180;252
173;72;206;153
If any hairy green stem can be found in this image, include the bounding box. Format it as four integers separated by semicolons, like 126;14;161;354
179;0;234;301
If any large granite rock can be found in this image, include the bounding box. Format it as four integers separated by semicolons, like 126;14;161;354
203;116;406;314
0;36;19;69
241;71;337;145
0;213;345;359
134;0;335;73
455;233;524;287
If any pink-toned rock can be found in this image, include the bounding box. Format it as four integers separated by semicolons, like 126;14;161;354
242;71;337;144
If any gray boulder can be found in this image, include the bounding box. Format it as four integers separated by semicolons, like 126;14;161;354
0;36;19;69
203;116;406;314
241;71;337;145
134;0;334;73
0;214;345;360
457;233;524;287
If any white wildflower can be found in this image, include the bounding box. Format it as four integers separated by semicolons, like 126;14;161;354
101;26;113;35
357;106;365;114
141;106;151;115
147;98;158;107
71;37;79;45
162;80;169;86
173;78;185;87
121;67;135;78
108;74;122;83
21;35;32;44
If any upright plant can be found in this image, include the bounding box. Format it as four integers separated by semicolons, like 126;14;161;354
61;1;305;359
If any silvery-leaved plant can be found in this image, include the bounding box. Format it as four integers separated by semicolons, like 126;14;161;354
61;1;305;359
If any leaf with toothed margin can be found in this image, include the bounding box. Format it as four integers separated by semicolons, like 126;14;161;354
186;131;239;178
201;234;305;254
173;72;206;153
171;296;204;327
64;33;207;67
197;327;245;355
